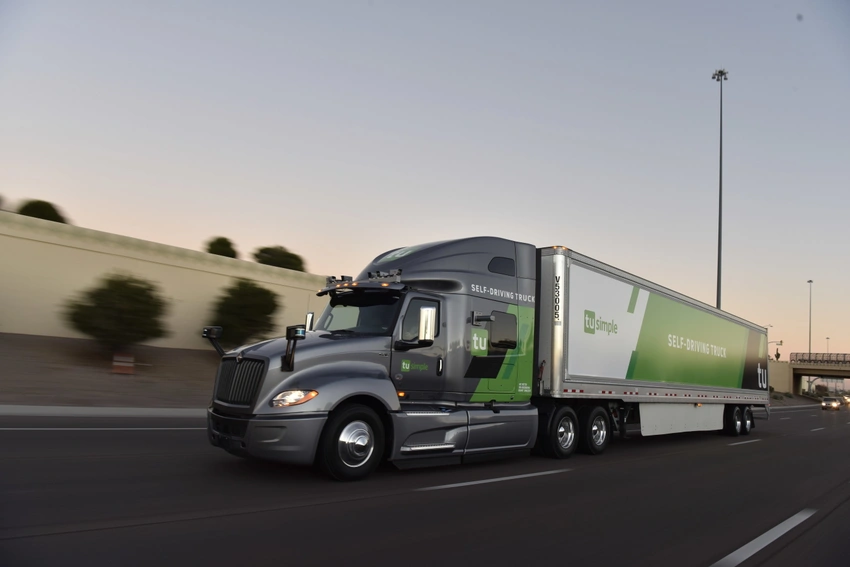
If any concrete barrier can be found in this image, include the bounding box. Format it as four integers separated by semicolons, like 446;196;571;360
0;211;329;350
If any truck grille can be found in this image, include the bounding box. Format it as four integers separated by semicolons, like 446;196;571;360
209;413;249;439
214;358;266;406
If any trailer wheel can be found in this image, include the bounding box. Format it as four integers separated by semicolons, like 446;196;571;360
578;406;610;455
317;404;384;481
724;405;742;437
541;406;579;459
740;406;753;436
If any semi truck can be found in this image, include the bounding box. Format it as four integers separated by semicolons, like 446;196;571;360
203;237;770;481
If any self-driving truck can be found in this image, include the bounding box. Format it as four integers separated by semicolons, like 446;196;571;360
203;237;770;481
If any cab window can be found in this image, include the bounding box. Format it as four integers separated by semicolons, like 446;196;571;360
489;311;517;350
401;298;440;341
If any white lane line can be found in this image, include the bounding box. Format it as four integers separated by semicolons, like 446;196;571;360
729;439;761;446
811;427;825;432
710;508;817;567
415;469;571;491
780;417;791;420
0;428;205;431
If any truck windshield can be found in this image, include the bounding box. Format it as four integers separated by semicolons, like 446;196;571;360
315;289;403;336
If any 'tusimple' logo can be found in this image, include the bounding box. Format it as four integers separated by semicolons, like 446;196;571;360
584;310;618;335
401;359;429;372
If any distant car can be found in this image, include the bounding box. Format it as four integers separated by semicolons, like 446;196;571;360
822;397;842;411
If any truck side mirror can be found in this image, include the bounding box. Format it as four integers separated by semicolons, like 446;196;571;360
282;324;307;371
393;305;437;351
202;326;225;356
418;306;436;347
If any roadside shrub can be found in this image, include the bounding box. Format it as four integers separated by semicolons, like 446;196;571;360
64;273;169;352
253;245;306;272
206;236;238;259
769;385;775;393
210;279;279;348
18;199;69;223
783;392;793;398
772;394;783;400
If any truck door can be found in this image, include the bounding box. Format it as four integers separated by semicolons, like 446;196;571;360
466;308;519;394
390;296;445;395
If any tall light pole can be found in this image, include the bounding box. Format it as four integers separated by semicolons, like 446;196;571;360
808;279;813;357
712;69;728;310
826;337;830;354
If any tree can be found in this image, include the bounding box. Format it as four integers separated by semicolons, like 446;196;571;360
253;245;306;272
206;236;238;259
211;279;279;348
18;199;69;223
64;273;169;352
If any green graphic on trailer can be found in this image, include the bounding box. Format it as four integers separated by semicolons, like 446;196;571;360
625;293;749;388
469;304;535;402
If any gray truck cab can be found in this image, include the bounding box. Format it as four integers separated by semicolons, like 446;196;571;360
205;237;540;480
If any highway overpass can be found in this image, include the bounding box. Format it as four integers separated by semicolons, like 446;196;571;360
769;353;850;395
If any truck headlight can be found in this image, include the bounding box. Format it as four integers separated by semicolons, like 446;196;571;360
270;390;318;407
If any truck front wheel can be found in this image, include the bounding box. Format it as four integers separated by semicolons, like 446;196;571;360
317;404;385;481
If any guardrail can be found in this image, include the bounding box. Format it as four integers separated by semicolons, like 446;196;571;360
790;353;850;365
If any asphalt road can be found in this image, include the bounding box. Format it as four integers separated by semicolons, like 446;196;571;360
2;405;849;567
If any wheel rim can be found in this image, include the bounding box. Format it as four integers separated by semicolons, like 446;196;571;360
735;411;742;432
556;416;575;450
745;412;752;431
591;415;607;446
337;420;374;468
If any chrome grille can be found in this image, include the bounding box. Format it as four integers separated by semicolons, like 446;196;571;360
214;358;266;405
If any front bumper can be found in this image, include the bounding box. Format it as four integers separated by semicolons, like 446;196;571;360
207;408;328;466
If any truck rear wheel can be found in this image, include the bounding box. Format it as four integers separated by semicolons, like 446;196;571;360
541;406;578;459
317;404;384;481
578;406;610;455
740;406;753;435
724;405;742;436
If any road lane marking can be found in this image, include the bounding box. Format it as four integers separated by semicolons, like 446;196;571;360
416;469;571;491
0;428;206;431
728;439;761;446
780;417;791;420
710;508;817;567
811;427;825;432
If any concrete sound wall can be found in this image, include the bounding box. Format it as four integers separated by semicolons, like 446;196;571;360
0;211;329;350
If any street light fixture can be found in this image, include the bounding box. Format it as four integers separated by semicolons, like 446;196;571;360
807;280;813;356
712;69;728;310
826;337;830;354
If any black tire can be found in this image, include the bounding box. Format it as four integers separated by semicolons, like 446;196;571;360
740;406;753;436
724;405;742;436
317;404;384;481
540;406;579;459
578;406;610;455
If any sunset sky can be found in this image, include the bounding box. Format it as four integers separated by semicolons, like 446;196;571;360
1;0;848;358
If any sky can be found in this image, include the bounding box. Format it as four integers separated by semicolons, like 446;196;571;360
1;0;848;359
